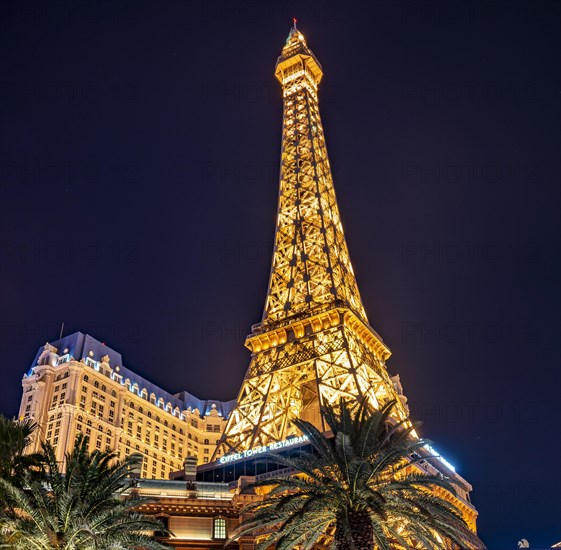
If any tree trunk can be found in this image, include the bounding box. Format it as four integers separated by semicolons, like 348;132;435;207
335;510;374;550
349;510;374;550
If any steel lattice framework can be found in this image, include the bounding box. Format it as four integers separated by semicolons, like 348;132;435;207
215;24;411;457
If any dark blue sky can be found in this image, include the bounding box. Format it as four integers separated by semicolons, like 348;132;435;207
0;1;559;547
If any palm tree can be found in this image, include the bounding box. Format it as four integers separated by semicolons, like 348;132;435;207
0;415;43;487
0;434;170;549
233;400;486;550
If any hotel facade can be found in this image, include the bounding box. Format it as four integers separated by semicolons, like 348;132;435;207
19;332;235;477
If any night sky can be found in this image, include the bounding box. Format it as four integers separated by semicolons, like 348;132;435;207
1;1;559;547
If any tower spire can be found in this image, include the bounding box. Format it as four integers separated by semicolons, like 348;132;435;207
263;23;367;328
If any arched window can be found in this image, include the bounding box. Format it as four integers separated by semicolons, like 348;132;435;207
94;381;99;389
204;439;209;445
83;375;89;382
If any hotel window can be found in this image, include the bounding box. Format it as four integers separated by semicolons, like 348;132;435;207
204;438;209;445
204;457;209;463
213;425;221;432
94;381;99;388
213;518;227;539
27;395;32;402
62;383;67;390
83;375;89;382
82;386;87;393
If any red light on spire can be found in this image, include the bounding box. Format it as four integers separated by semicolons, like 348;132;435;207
293;17;297;29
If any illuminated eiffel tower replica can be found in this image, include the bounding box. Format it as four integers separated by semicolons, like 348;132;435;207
214;26;471;529
216;21;411;454
215;22;478;530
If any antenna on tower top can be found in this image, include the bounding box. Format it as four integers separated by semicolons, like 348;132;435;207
59;322;64;339
293;17;297;29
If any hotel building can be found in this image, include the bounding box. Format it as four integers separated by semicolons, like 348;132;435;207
19;331;235;477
